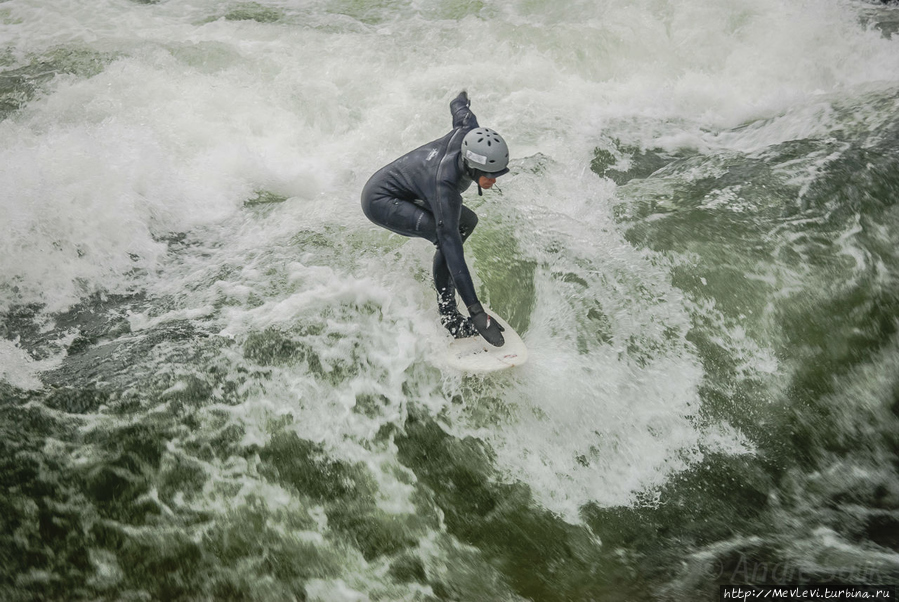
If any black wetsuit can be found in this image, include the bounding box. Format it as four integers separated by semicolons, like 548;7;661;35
361;92;482;310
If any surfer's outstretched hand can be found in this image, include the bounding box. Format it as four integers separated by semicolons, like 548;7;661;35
467;303;505;347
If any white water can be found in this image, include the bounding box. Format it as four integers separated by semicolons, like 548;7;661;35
2;0;899;541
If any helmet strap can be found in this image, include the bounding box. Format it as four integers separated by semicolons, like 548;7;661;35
464;153;504;196
462;158;484;195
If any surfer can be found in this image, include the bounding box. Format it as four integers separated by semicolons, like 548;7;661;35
361;91;508;347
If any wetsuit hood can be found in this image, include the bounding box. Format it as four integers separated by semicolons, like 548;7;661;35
457;154;483;196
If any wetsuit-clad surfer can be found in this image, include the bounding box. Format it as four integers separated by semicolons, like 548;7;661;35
361;91;508;347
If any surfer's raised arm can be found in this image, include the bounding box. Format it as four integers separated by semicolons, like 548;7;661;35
360;91;510;347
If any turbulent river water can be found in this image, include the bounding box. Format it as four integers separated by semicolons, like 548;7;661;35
2;0;899;600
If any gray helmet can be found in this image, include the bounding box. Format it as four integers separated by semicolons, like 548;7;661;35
461;128;510;177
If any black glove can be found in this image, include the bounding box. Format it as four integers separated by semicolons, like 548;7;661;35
467;302;505;347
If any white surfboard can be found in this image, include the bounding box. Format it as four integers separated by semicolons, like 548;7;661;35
445;310;528;372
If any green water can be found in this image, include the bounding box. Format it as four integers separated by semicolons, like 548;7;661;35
2;0;899;600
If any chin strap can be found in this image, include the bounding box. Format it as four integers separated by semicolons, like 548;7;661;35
464;159;484;196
